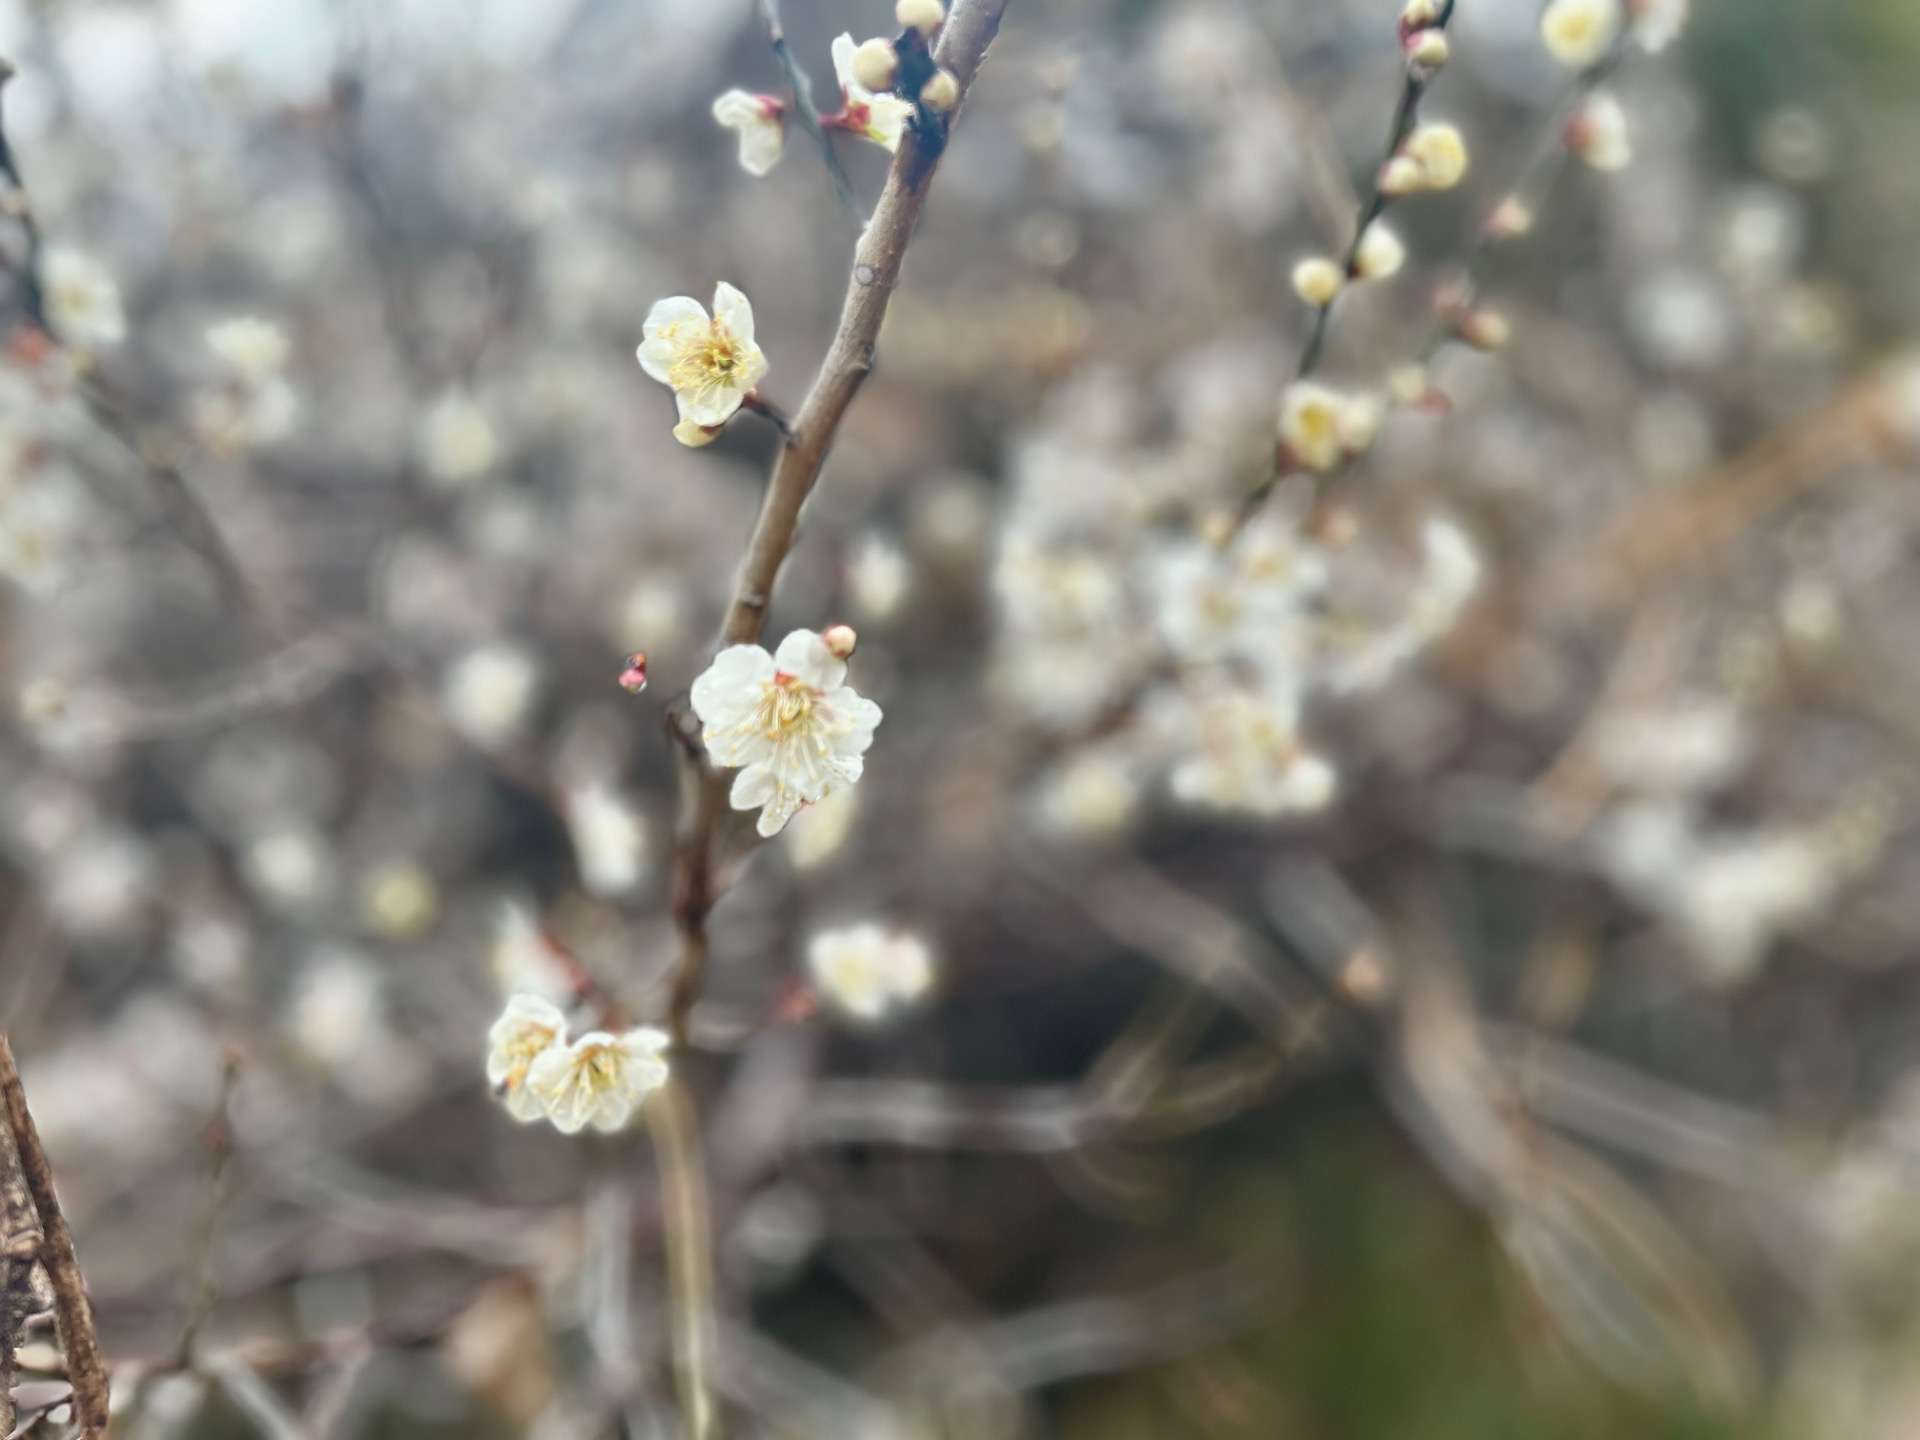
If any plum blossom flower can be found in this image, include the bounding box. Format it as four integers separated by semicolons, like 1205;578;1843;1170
486;994;567;1122
524;1026;671;1134
637;282;769;434
690;628;883;837
1568;91;1632;171
1540;0;1621;69
42;248;126;349
1161;680;1337;818
807;922;934;1021
711;89;786;176
829;33;915;151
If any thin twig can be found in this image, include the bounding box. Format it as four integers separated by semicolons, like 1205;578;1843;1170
757;0;862;225
0;1035;109;1438
646;1080;719;1440
665;0;1011;1049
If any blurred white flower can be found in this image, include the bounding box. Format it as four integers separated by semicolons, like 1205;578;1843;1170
486;993;568;1123
418;390;501;485
711;89;786;176
1163;680;1337;818
848;532;912;622
1353;222;1407;281
1035;745;1142;838
637;281;769;433
290;949;429;1106
786;783;862;871
1280;381;1375;472
1594;699;1751;795
566;783;649;896
524;1027;670;1134
830;33;915;151
444;643;540;749
1291;256;1344;307
206;315;291;382
1628;0;1688;51
1568;91;1632;171
1540;0;1621;68
360;859;439;939
43;248;126;349
491;901;577;1006
1315;516;1482;693
690;628;883;838
244;826;335;909
1402;122;1468;190
807;923;935;1021
1148;521;1324;670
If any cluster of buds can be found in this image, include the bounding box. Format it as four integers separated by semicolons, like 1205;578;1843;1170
1380;121;1470;196
845;0;961;133
1434;281;1511;353
1279;381;1386;473
1399;0;1451;78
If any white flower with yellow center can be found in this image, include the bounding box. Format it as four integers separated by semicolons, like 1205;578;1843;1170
1540;0;1621;69
43;248;126;350
807;922;934;1022
637;281;769;434
690;628;883;838
830;33;916;152
711;90;786;176
486;994;567;1123
1403;122;1468;190
524;1026;671;1134
1279;381;1380;473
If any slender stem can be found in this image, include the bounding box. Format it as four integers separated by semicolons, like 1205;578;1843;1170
0;1034;110;1438
646;1081;719;1440
664;0;1011;1049
758;0;862;225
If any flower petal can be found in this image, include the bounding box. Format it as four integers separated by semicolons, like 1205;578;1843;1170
690;644;774;724
711;89;760;128
773;629;845;690
712;282;756;349
729;764;778;812
830;32;861;97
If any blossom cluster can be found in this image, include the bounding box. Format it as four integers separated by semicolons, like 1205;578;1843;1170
485;994;670;1135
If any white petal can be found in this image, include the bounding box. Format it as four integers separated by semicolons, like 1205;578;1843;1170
773;629;844;689
830;33;861;96
829;693;883;746
643;294;708;338
730;765;778;811
866;97;915;152
712;282;756;349
690;645;774;723
711;89;761;128
738;121;784;177
589;1094;636;1133
680;383;750;427
756;787;805;837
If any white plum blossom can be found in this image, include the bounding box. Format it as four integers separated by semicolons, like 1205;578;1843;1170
807;923;935;1021
1147;520;1325;669
1628;0;1688;51
565;783;649;896
1569;91;1633;171
443;643;541;748
194;315;298;450
711;89;786;176
1315;517;1483;693
1540;0;1621;68
525;1026;671;1134
418;390;501;484
830;33;915;152
42;247;126;349
690;628;883;838
638;281;769;436
1280;381;1376;472
206;315;290;380
1159;680;1338;818
486;993;568;1122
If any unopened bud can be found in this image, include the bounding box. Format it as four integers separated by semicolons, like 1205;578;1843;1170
1483;195;1535;240
1406;27;1450;71
1378;155;1425;196
919;68;960;113
1352;222;1406;281
1399;0;1442;31
1566;91;1632;171
895;0;946;36
851;37;899;94
822;624;859;660
1457;308;1512;352
617;652;649;693
1291;256;1344;307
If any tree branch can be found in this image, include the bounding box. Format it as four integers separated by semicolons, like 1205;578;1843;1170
0;1035;109;1438
664;0;1011;1050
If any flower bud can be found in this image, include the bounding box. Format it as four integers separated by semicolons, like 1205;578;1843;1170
1567;92;1632;171
919;68;960;113
1378;155;1425;196
1483;195;1535;240
1400;0;1442;30
895;0;946;35
851;37;899;94
822;624;859;660
1456;308;1512;352
1352;222;1406;280
1291;256;1345;307
617;652;649;694
1405;122;1468;189
1406;27;1450;72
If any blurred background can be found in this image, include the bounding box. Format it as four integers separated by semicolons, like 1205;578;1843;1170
4;0;1920;1435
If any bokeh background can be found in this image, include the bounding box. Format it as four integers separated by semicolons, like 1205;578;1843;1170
5;0;1920;1435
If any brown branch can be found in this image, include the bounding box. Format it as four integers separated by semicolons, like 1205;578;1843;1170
2;1123;37;1440
664;0;1011;1050
0;1035;109;1438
